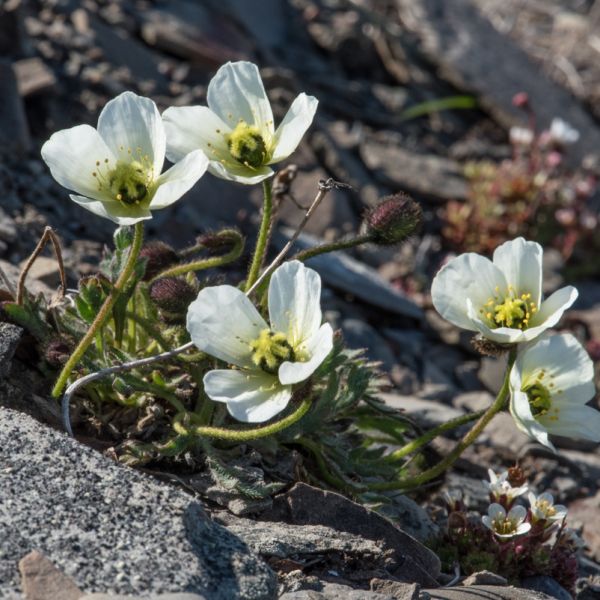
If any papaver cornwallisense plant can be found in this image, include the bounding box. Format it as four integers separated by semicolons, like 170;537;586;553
3;61;598;514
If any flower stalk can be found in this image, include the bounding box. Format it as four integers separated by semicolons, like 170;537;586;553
52;221;145;399
245;179;273;291
367;350;516;491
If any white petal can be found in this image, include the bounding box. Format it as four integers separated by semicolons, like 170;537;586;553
203;369;292;423
509;386;554;451
150;150;208;209
186;285;267;369
269;93;318;164
527;286;578;335
69;194;152;225
539;404;600;442
269;260;322;346
163;105;232;163
207;159;274;185
481;516;493;530
207;61;274;135
515;523;532;535
507;505;527;521
520;334;594;401
431;253;507;332
98;91;166;175
41;125;116;202
493;238;543;306
278;323;334;386
488;503;506;519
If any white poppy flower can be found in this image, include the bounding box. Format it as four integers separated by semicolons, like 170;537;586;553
485;469;528;503
431;238;578;344
186;260;334;423
528;492;567;524
549;118;580;145
509;333;600;451
162;61;318;185
482;503;531;539
41;91;209;225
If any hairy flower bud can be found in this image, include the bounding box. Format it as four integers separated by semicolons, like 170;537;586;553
149;277;196;318
471;334;512;357
139;241;179;281
44;338;72;368
365;193;423;246
195;228;243;253
507;465;527;488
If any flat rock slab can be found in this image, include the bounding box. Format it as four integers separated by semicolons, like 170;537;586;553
424;584;555;600
396;0;600;166
0;407;277;599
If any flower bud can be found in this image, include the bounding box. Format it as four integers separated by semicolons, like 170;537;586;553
149;277;196;317
507;465;527;488
44;338;72;368
471;334;512;357
195;228;243;253
365;193;423;246
139;241;179;281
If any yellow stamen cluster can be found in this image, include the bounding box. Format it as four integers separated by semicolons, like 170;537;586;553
479;286;538;329
523;369;562;422
492;515;521;535
535;499;557;517
249;329;294;375
227;121;269;169
92;146;154;206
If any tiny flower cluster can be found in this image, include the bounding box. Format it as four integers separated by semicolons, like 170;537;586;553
432;236;600;451
433;469;582;593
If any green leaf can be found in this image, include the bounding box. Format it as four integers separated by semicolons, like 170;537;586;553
399;95;477;121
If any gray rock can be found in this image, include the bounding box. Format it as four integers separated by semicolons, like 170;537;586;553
380;393;466;429
462;571;508;586
280;581;397;599
396;0;600;168
341;318;397;371
521;576;571;600
81;595;207;600
0;60;30;157
222;516;389;563
370;579;420;599
422;584;556;599
266;483;440;586
0;407;277;599
0;322;22;379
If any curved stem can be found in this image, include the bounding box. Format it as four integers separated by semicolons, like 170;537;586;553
382;409;486;463
245;179;273;291
292;234;371;262
152;233;244;281
368;351;516;491
52;222;144;398
175;397;312;441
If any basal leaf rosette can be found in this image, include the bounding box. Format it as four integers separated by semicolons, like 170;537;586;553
431;237;578;344
163;61;318;185
41;91;208;225
509;333;600;451
186;260;334;423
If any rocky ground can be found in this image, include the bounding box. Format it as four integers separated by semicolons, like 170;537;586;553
1;0;600;599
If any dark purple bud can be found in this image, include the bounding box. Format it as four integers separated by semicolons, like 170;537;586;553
365;193;423;246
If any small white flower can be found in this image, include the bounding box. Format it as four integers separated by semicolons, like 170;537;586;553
509;126;534;146
528;491;567;524
482;503;531;539
431;238;578;344
509;333;600;451
186;260;334;423
549;118;580;145
485;469;528;503
41;91;208;225
163;61;318;185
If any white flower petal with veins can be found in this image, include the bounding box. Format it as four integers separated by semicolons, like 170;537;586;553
164;61;318;185
186;260;334;422
431;238;577;345
42;91;207;224
509;333;599;451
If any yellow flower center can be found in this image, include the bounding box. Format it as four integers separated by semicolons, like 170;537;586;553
479;286;538;329
227;121;268;169
492;515;521;535
535;499;556;517
92;148;155;206
249;329;295;375
525;382;552;417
